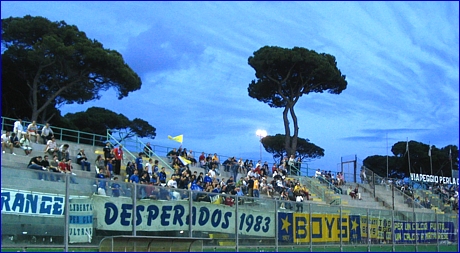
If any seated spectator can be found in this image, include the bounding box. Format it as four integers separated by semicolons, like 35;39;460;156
76;149;91;171
211;153;220;169
347;186;356;199
199;152;206;169
28;156;47;171
19;134;33;155
40;123;54;144
26;120;40;144
8;132;20;155
58;143;70;161
111;177;125;197
44;137;58;156
1;131;11;154
353;186;362;200
187;150;197;167
95;155;106;174
13;119;26;140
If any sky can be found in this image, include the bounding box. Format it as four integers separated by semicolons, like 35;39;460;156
2;1;459;175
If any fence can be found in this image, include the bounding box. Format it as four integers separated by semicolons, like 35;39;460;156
1;164;458;252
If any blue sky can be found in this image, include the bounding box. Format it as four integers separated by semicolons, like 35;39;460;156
2;1;459;173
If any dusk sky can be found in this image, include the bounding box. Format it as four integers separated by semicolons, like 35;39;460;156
2;1;459;174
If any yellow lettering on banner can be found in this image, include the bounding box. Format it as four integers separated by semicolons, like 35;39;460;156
292;213;349;243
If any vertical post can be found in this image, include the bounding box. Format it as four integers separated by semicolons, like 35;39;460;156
367;208;370;252
64;173;70;252
235;195;239;252
189;190;193;238
309;203;312;252
392;184;395;210
435;210;439;252
414;208;417;252
132;184;137;236
391;209;395;252
339;206;343;252
274;198;278;252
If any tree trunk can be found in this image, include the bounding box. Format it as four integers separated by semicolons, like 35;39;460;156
289;105;299;157
283;106;291;158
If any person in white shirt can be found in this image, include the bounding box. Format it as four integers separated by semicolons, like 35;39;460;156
13;119;26;140
20;134;33;155
27;121;40;144
45;137;58;155
167;176;178;188
40;123;54;144
315;169;322;178
1;131;11;154
145;158;153;177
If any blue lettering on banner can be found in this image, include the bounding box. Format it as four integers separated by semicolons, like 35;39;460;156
93;195;274;236
1;189;64;216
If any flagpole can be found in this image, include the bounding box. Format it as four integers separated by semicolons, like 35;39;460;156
406;138;411;175
429;142;433;175
386;132;389;179
450;148;453;177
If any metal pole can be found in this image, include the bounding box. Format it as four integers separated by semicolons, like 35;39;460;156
391;209;395;252
339;206;343;252
132;184;137;236
309;203;312;252
386;133;389;178
414;206;417;252
274;198;278;252
435;210;439;252
367;208;370;252
189;190;193;237
64;173;70;252
235;195;239;252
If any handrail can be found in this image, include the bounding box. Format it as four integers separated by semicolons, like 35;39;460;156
1;116;106;147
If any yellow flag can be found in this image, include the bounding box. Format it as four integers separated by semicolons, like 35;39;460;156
168;134;183;143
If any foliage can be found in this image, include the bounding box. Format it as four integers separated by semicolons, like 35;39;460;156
363;140;458;178
261;134;324;162
1;15;142;122
63;107;156;142
248;46;347;156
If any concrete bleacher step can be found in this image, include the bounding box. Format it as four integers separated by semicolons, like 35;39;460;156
218;241;236;246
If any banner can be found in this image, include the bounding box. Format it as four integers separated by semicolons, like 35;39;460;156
1;188;64;216
168;135;183;143
92;195;275;237
278;213;350;243
410;173;458;185
69;197;93;243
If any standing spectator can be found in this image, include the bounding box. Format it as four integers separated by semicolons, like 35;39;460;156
102;142;112;162
130;169;140;184
143;142;153;157
76;149;91;171
113;145;123;176
40;123;54;144
167;148;178;163
253;177;260;198
360;169;367;184
145;158;154;177
58;144;70;161
27;121;40;144
20;134;33;155
295;191;304;212
111;177;124;197
106;157;114;179
1;131;11;154
44;137;58;156
13;119;26;140
96;168;108;196
135;152;144;176
247;176;255;198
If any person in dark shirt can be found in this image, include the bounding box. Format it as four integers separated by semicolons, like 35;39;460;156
111;177;124;197
96;168;108;196
102;142;112;162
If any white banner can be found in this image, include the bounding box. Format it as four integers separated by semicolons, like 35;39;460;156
92;195;275;237
1;188;65;216
69;197;93;243
410;173;459;185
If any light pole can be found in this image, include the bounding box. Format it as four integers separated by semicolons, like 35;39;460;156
256;129;267;161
